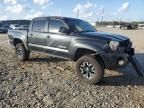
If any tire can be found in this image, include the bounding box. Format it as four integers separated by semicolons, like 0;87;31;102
75;55;104;84
15;43;30;61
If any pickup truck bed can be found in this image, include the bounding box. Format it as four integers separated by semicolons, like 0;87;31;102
8;30;29;49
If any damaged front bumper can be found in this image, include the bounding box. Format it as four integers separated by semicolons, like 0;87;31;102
103;47;135;69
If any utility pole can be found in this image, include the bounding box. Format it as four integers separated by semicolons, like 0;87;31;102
77;0;80;18
77;8;79;18
119;18;122;26
101;15;103;25
101;6;104;25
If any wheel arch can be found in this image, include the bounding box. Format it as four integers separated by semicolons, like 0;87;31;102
13;38;29;51
73;48;105;68
13;38;23;47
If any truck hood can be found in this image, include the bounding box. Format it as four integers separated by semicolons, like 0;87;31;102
79;32;129;42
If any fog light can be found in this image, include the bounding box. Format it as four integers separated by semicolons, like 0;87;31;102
118;60;125;66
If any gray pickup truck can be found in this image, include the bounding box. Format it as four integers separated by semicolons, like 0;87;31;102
8;16;134;84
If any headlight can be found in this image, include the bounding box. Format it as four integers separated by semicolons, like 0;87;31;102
109;41;119;51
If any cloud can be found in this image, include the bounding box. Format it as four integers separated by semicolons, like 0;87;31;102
73;1;96;19
50;9;62;16
33;0;54;10
33;0;51;5
4;0;17;4
5;4;25;14
118;2;130;13
0;16;8;20
41;2;54;9
0;0;54;20
25;11;43;19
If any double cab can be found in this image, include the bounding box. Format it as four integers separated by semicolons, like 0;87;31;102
8;16;134;84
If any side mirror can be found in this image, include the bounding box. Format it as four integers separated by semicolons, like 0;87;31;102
59;27;68;34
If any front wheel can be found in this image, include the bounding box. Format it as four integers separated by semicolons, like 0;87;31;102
75;55;104;84
15;43;30;61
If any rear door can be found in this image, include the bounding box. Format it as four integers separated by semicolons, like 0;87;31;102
28;18;48;51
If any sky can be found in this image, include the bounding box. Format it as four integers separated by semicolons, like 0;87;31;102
0;0;144;21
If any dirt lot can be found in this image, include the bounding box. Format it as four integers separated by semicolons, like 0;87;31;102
0;28;144;108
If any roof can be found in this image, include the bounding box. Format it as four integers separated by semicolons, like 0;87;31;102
33;16;80;20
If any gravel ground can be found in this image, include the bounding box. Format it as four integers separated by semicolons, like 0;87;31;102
0;28;144;108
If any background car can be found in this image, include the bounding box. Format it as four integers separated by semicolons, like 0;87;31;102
120;22;138;30
10;24;21;30
19;25;28;30
0;25;8;33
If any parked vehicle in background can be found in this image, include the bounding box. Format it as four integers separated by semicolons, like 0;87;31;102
19;25;28;30
120;22;138;30
138;24;144;29
8;16;135;84
10;24;21;30
9;24;28;30
0;25;8;33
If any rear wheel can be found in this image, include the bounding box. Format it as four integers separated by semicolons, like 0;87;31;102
75;55;104;84
15;43;30;61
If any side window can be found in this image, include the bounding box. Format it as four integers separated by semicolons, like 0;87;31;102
32;19;47;32
49;19;66;33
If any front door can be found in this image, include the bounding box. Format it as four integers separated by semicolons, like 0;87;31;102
45;18;72;58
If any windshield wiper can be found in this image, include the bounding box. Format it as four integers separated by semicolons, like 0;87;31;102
79;30;85;33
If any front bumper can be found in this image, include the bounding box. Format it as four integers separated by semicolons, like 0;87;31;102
103;48;134;69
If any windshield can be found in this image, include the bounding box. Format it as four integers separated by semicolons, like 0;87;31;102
66;19;97;33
